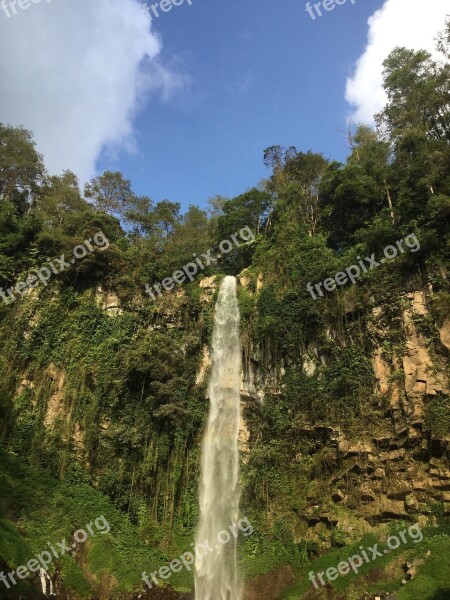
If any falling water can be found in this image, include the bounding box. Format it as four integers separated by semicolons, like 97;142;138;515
39;567;54;596
195;276;242;600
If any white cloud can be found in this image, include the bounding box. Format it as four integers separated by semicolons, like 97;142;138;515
0;0;184;183
346;0;449;124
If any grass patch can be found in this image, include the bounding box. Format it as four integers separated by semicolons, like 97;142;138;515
281;525;450;599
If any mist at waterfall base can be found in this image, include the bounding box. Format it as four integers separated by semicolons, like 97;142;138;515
195;276;243;600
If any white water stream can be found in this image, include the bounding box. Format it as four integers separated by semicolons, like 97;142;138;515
195;276;242;600
39;567;54;596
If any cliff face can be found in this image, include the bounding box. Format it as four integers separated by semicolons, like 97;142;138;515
233;276;450;552
1;271;449;599
133;273;450;551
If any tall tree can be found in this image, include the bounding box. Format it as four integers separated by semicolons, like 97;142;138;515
152;200;181;240
263;147;328;236
376;44;450;143
0;124;44;207
347;125;395;223
84;171;136;216
219;188;270;238
123;195;154;236
283;151;328;236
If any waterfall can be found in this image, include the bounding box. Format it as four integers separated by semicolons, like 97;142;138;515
39;567;54;596
195;276;242;600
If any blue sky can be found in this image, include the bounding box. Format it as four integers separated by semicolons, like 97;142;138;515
97;0;386;210
1;0;447;213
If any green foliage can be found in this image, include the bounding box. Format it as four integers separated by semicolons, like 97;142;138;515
237;284;255;326
425;395;450;439
218;188;270;272
322;345;376;420
0;449;176;595
84;170;136;216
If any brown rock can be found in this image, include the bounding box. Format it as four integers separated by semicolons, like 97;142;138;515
405;494;419;512
387;486;411;500
386;449;405;461
96;286;123;316
256;273;263;291
339;438;374;457
401;292;448;399
373;348;392;395
332;490;345;503
363;497;408;522
440;319;450;351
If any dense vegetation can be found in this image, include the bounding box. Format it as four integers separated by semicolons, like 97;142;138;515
0;18;449;599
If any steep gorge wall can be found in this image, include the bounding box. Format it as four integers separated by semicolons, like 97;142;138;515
235;274;450;551
1;284;212;532
2;272;449;582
